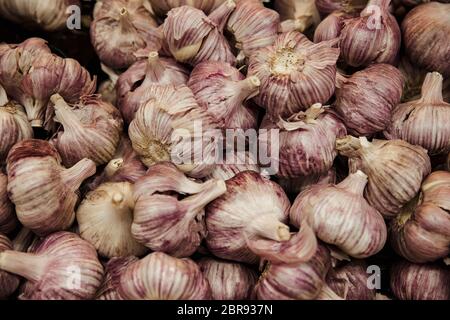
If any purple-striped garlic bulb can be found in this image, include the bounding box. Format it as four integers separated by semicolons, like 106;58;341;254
334;64;404;136
50;94;123;167
90;0;162;69
390;171;450;263
248;32;339;120
77;182;147;258
132;162;226;257
390;260;450;300
290;171;387;258
336;136;431;218
255;244;331;300
0;234;20;299
206;151;263;181
198;257;257;300
0;172;17;235
188;61;260;132
206;171;317;264
315;0;368;16
128;85;219;178
0;232;104;300
326;260;376;300
277;168;336;196
259;104;346;178
226;0;279;61
386;72;450;155
119;252;211;300
275;0;320;33
6;139;96;236
314;11;351;43
149;0;225;16
0;85;33;163
116;51;189;123
96;256;139;300
402;2;450;77
162;2;236;66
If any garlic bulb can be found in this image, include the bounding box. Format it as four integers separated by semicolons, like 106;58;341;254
206;151;263;181
98;64;120;106
198;257;258;300
386;72;450;155
206;171;317;264
338;0;401;67
326;261;376;300
77;182;147;258
226;0;280;60
390;171;450;263
275;0;320;33
51;94;123;167
336;136;431;218
390;260;450;300
315;0;368;16
0;172;17;235
313;11;351;43
277;168;336;196
132;162;227;257
255;244;331;300
7;139;96;236
259;104;346;178
0;231;104;300
149;0;225;16
0;234;19;299
290;171;387;258
162;2;236;66
334;64;404;136
117;52;189;123
91;0;162;70
248;32;339;120
188;61;260;131
0;0;79;31
96;256;139;300
402;2;450;77
128;85;219;178
0;85;33;163
119;252;211;300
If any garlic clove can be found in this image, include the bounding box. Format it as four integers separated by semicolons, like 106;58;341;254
0;233;20;299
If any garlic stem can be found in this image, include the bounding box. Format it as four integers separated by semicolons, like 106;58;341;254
235;76;261;101
63;158;97;191
51;94;82;131
185;179;227;213
208;0;236;32
0;250;47;282
420;72;444;104
336;135;364;156
336;170;368;195
142;51;167;86
119;7;134;33
248;215;291;242
105;158;124;177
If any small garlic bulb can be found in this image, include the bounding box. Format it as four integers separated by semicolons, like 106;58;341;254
7;139;97;236
119;252;212;300
0;172;17;235
149;0;225;16
96;256;139;300
51;94;124;167
275;0;320;33
386;72;450;155
248;32;339;120
290;171;387;258
0;234;19;299
132;162;227;257
117;52;189;123
77;182;147;258
198;257;258;300
0;232;104;300
336;136;431;218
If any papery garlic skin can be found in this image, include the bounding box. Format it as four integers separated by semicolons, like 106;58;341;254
248;32;339;120
313;11;349;43
96;256;139;300
149;0;224;16
7;139;96;236
0;234;19;299
290;171;387;258
198;257;257;300
0;0;79;31
335;64;404;136
390;171;450;263
91;0;162;69
402;2;450;77
337;136;431;218
275;0;320;33
117;52;189;123
0;172;17;235
77;182;147;258
51;94;124;167
0;232;104;300
260;104;346;178
390;260;450;300
386;72;450;155
119;252;211;300
255;245;331;300
315;0;368;16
